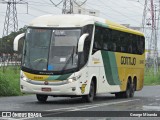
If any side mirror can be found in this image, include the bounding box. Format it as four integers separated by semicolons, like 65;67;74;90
13;33;25;51
78;33;89;52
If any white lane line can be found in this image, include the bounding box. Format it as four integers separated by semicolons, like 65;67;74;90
0;117;19;120
70;99;140;111
45;99;140;112
11;99;140;120
41;99;140;117
45;107;80;111
45;104;98;111
148;103;154;106
143;106;160;110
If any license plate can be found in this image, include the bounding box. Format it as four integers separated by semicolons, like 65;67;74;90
41;88;51;92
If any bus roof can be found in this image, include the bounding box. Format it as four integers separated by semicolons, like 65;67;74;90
29;14;144;36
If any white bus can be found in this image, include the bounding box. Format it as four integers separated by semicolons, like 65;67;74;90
14;14;145;102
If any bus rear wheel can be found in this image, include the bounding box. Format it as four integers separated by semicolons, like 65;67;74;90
130;82;135;98
123;80;135;98
115;80;134;98
82;80;95;102
36;94;48;102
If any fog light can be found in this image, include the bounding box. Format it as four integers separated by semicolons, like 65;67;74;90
72;87;76;91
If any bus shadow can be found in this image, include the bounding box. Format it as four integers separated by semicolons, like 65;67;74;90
36;95;128;105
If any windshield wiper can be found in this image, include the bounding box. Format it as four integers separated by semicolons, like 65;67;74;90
61;46;75;73
34;58;47;62
71;47;75;65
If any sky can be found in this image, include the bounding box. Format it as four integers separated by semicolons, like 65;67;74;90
0;0;145;36
2;0;155;50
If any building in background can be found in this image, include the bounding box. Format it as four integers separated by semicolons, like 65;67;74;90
73;1;99;16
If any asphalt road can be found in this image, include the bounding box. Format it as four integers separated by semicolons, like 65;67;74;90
0;85;160;120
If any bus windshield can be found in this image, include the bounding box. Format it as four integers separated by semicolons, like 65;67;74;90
22;28;81;72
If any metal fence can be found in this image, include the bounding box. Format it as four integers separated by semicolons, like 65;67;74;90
0;53;21;73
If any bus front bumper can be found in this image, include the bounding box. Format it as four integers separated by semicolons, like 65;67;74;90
20;80;83;96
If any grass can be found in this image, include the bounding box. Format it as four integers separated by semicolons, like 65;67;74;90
144;68;160;85
0;66;22;96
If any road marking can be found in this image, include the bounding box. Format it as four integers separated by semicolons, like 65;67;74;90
41;99;140;117
41;99;140;116
45;106;82;111
45;99;140;112
0;117;19;120
2;99;140;120
143;106;160;110
69;99;140;111
148;103;154;106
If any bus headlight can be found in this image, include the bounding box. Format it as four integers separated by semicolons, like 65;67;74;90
20;72;30;82
21;76;30;82
68;78;74;83
67;75;81;83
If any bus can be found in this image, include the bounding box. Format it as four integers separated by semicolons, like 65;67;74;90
14;14;145;102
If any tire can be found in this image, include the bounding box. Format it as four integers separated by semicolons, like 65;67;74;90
115;92;123;98
130;82;135;98
82;80;95;102
36;94;48;102
123;81;131;98
115;80;134;98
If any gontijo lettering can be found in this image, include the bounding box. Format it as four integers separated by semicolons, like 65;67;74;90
121;56;136;65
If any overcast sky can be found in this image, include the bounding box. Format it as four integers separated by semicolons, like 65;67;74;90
0;0;145;37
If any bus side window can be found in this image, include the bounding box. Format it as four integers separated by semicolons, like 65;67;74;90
103;28;110;51
112;43;116;51
128;34;132;53
132;36;137;54
92;26;103;54
137;36;145;54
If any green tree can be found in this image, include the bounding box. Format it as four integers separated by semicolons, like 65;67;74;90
0;26;27;55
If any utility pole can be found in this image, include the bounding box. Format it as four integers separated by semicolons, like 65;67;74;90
1;0;27;37
0;0;28;72
50;0;87;14
142;0;160;74
62;0;73;14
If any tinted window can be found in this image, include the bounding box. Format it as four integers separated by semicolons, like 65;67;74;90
93;25;145;55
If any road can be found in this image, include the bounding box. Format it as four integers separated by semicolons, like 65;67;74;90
0;86;160;120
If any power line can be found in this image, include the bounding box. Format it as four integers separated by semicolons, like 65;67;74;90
49;0;88;14
98;0;141;24
85;4;116;20
28;5;53;14
107;0;143;16
1;0;28;37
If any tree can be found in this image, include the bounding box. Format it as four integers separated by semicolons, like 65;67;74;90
0;26;27;55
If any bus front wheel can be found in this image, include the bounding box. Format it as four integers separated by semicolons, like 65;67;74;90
82;80;95;102
36;94;48;102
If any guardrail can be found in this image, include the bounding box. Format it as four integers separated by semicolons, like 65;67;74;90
0;61;21;67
